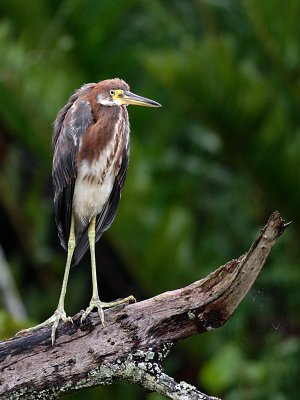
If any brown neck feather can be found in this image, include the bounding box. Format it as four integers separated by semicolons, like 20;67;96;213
77;102;125;164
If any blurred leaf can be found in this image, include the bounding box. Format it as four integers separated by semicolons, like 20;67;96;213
200;343;244;393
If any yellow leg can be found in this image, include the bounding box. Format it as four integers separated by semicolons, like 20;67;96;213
89;216;100;302
17;215;76;345
81;216;136;324
56;215;76;313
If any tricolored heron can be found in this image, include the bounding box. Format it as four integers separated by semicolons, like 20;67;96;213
20;78;161;344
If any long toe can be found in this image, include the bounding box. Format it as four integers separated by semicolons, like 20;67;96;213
94;302;105;325
100;295;136;308
50;309;73;345
81;295;135;325
81;299;104;324
16;308;73;345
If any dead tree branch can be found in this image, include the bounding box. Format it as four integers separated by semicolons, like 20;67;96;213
0;211;288;400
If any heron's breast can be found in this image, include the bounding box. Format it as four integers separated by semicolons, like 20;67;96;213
72;106;129;225
72;157;116;225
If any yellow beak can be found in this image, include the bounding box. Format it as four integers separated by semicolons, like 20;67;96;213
119;90;161;107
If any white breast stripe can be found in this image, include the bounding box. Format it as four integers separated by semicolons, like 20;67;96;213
72;109;129;226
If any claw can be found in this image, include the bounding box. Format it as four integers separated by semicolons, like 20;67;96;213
16;307;73;345
81;295;136;325
81;299;105;324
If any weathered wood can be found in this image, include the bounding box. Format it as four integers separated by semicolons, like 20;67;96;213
0;212;288;399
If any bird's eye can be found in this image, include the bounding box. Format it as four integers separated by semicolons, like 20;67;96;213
110;90;115;96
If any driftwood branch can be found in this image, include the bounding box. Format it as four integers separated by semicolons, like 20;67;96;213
0;211;288;400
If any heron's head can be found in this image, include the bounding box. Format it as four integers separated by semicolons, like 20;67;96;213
96;78;161;108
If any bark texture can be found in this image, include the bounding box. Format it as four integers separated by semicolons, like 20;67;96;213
0;211;288;399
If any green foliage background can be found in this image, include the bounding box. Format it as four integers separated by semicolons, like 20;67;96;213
0;0;299;399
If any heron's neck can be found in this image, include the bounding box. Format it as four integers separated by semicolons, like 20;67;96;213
77;105;128;165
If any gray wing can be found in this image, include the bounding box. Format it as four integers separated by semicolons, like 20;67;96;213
52;84;95;250
71;143;130;266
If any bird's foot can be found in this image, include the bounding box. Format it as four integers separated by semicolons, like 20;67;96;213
81;295;136;324
16;307;73;345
